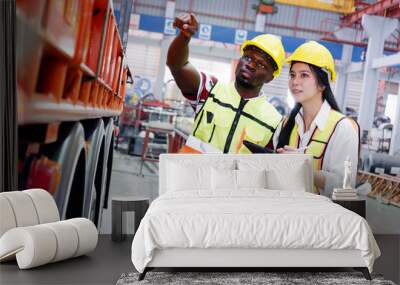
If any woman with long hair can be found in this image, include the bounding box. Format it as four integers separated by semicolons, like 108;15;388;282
273;41;360;196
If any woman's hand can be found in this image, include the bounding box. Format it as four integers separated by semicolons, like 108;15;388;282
276;145;308;154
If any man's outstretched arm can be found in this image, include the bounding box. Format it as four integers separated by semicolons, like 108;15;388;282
167;13;200;99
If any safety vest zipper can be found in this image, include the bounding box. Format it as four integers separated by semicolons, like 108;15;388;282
193;110;204;137
223;98;248;153
208;124;216;143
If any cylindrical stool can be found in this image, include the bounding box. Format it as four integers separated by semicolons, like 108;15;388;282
111;196;150;242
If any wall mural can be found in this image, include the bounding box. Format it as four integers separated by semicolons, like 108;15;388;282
125;76;155;106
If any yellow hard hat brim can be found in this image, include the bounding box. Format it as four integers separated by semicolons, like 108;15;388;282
241;40;281;77
286;41;336;82
287;57;336;82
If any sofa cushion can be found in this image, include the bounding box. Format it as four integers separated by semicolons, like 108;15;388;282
0;196;17;237
0;191;39;228
42;222;78;262
0;189;60;239
24;189;60;224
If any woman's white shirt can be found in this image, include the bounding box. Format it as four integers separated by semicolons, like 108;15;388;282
273;101;359;197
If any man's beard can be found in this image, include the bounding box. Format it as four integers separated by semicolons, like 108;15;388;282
235;74;254;89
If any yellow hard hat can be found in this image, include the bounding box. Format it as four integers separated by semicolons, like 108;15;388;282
241;34;285;78
286;41;336;81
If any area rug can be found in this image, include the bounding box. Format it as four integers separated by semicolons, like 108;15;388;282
116;271;396;285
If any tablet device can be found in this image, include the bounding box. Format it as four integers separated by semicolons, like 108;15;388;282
243;140;275;153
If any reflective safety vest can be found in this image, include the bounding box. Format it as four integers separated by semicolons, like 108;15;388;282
288;109;359;193
191;81;282;154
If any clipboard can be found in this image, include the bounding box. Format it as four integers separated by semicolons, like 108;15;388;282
243;140;275;153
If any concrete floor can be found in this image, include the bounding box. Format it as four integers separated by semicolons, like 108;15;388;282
0;235;132;285
1;151;399;284
99;152;159;235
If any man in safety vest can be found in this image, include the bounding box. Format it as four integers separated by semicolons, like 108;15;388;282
167;13;285;154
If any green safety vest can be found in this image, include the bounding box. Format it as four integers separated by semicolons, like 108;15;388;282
288;109;359;193
192;81;282;154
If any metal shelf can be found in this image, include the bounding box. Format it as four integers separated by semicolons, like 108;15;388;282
80;63;96;78
19;92;121;125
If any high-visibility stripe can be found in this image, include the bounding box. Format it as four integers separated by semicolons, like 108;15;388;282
178;145;201;154
208;93;276;132
208;124;216;143
318;116;346;166
288;110;359;194
224;98;247;153
193;110;204;137
191;81;282;154
194;83;217;121
242;112;275;132
309;139;328;144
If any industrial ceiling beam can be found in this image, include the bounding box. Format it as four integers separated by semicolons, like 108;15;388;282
387;6;400;17
372;51;400;68
321;36;399;52
341;0;400;27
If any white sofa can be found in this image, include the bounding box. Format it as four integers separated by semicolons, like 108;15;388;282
0;189;98;269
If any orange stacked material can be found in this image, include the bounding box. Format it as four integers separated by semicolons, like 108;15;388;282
86;0;108;74
17;0;128;124
357;171;400;207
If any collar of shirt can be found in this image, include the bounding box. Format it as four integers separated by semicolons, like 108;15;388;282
231;82;266;101
295;100;331;136
247;93;266;100
248;88;266;100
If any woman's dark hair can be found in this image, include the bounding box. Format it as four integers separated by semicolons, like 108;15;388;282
276;61;341;149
